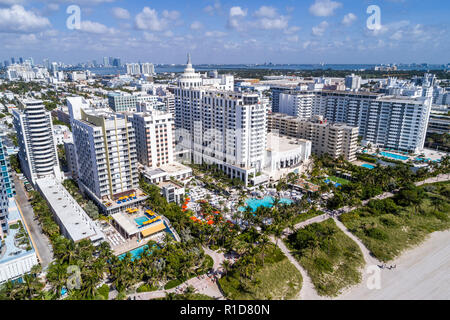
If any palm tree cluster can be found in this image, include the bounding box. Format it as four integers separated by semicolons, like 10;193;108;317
324;154;450;210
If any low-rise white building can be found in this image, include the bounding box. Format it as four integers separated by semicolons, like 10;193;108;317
35;177;105;244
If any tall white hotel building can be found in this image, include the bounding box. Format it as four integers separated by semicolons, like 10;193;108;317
13;99;61;185
175;54;266;185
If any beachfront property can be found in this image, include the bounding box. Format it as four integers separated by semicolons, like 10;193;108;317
67;97;146;215
258;133;312;183
275;90;432;153
0;198;39;284
109;206;178;255
12;98;62;185
268;113;359;161
35;177;105;244
175;55;267;186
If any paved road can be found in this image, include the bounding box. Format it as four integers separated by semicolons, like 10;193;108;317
13;174;53;268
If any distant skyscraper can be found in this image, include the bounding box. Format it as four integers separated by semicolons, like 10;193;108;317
112;58;121;67
103;57;109;67
19;57;23;64
11;57;15;65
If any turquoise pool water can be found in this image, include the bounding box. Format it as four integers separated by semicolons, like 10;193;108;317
134;216;150;226
379;152;409;161
239;196;293;212
119;244;159;261
324;179;342;187
361;164;375;169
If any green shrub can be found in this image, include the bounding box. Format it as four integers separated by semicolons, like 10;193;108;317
136;284;157;293
164;279;184;290
314;257;333;273
380;216;398;227
366;228;388;240
97;284;109;300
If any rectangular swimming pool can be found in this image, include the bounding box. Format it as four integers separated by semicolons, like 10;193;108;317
379;152;409;161
134;216;150;226
361;164;375;169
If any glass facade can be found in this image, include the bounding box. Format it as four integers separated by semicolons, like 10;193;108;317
0;137;15;235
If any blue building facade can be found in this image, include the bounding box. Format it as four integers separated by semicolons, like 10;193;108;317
0;137;15;235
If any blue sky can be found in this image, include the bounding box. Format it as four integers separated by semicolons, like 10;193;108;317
0;0;449;65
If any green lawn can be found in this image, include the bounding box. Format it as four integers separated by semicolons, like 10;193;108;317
285;218;365;297
328;176;351;185
340;181;450;262
219;245;302;300
293;209;323;224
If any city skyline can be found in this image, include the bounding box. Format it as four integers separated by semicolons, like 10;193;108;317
0;0;449;65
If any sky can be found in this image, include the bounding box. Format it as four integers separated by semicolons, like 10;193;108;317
0;0;449;65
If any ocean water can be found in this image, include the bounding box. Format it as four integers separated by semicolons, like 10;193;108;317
70;63;447;76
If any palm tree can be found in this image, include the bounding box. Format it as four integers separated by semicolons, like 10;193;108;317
221;260;231;277
273;225;283;246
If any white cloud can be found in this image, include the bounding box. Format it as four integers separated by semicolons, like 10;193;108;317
204;0;221;16
312;21;329;36
162;10;180;20
163;30;174;37
143;32;159;42
0;5;50;33
205;30;227;37
342;13;357;26
0;0;26;5
284;26;301;35
135;7;171;31
190;21;203;30
227;6;247;30
309;0;342;17
112;7;130;20
286;35;299;42
253;16;289;30
230;6;247;17
79;20;115;34
254;6;277;18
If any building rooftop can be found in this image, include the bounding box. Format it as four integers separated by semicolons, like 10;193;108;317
36;177;103;243
266;132;310;152
0;199;36;265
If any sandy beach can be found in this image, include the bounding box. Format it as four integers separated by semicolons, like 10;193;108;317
337;230;450;300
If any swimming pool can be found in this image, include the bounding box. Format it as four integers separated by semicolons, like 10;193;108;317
134;216;150;226
361;164;375;169
379;152;409;161
119;244;158;261
324;179;342;187
239;196;293;212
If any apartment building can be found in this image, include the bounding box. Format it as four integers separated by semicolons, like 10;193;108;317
67;97;141;214
13;99;61;185
268;113;359;161
0;137;15;236
427;106;450;135
277;90;432;153
107;92;138;112
129;110;175;168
